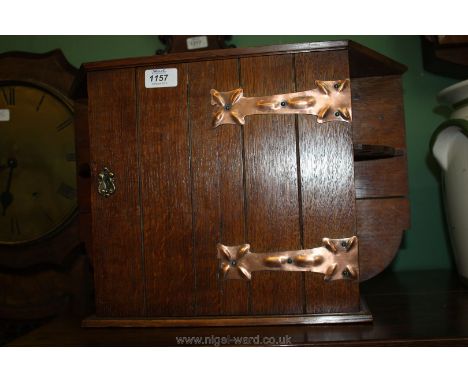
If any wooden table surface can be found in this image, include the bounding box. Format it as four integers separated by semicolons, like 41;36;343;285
7;269;468;346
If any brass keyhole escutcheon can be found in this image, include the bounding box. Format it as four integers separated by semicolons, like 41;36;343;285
97;167;116;197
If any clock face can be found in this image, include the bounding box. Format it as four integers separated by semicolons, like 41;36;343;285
0;82;77;245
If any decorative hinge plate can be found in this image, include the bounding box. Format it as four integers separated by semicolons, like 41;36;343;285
217;236;358;281
210;79;352;128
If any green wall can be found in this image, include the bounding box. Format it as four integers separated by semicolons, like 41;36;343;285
0;35;458;272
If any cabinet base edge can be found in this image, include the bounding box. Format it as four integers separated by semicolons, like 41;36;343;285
82;302;372;328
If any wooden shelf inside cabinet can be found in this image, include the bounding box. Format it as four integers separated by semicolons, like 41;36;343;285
353;144;404;161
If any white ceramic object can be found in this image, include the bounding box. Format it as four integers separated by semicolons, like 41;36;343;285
432;79;468;281
437;79;468;119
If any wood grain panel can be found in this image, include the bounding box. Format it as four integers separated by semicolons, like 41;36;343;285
137;64;194;316
87;69;145;317
74;99;92;255
0;50;77;96
82;41;406;78
240;54;304;315
188;59;249;316
357;198;410;281
348;42;407;78
354;156;408;199
295;51;360;314
352;76;407;149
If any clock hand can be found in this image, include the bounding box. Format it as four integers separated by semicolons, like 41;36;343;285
1;158;17;216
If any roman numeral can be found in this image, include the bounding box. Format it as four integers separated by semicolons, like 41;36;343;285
10;217;20;235
2;87;15;106
57;182;76;200
36;94;46;111
56;117;73;132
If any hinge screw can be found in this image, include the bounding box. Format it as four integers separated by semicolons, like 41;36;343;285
280;101;287;107
342;269;351;278
287;258;293;264
230;260;237;266
224;103;232;111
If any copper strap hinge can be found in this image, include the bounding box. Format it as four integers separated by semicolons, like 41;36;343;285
217;236;358;281
210;79;352;128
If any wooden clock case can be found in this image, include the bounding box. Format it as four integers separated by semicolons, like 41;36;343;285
73;40;410;327
0;51;92;343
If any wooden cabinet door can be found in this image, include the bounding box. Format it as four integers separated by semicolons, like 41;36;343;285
295;50;359;313
136;52;359;318
136;60;248;317
136;64;195;317
82;43;406;323
87;69;146;317
187;59;249;316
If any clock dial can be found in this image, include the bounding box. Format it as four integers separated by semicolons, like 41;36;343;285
0;83;77;244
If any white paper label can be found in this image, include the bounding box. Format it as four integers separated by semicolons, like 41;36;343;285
186;36;208;50
145;68;178;88
0;109;10;122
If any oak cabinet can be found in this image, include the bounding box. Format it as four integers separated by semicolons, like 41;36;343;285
74;40;409;326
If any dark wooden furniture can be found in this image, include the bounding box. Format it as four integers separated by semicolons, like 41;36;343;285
74;40;409;326
7;270;468;346
156;35;235;54
422;36;468;78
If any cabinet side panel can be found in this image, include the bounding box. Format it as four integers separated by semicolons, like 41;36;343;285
74;98;92;256
295;51;360;313
351;75;410;279
137;64;195;316
188;59;249;316
351;76;406;149
240;54;304;315
357;198;410;281
87;69;145;317
355;156;408;199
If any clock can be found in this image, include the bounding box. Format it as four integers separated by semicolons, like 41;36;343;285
0;82;77;244
0;50;91;339
0;50;81;267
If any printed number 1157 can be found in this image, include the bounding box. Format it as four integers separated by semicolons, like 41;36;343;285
151;74;168;82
